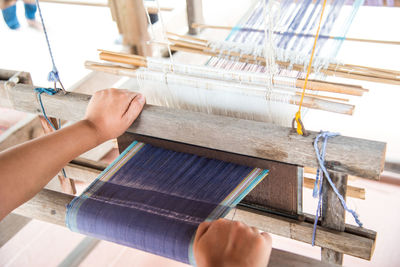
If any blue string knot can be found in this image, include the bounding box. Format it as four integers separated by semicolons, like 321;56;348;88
47;67;60;83
311;131;363;246
35;87;59;130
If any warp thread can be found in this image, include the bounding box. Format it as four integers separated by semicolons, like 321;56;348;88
311;131;363;246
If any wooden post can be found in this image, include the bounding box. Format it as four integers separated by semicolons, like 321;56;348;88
108;0;152;56
321;171;348;265
186;0;204;35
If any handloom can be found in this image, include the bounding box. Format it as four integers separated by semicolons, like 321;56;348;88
66;141;268;264
0;0;391;265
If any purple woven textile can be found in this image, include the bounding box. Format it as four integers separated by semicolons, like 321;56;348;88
66;141;268;264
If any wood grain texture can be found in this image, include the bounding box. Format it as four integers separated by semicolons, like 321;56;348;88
12;190;72;227
321;172;348;265
1;83;386;180
118;133;299;214
229;206;375;260
14;189;375;261
269;249;335;267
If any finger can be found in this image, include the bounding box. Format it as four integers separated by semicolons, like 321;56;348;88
194;221;211;244
123;94;146;123
260;232;272;244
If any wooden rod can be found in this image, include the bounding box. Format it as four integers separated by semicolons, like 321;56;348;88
191;23;400;46
303;177;365;200
167;34;400;85
12;189;376;261
170;43;400;86
1;83;386;180
98;49;367;97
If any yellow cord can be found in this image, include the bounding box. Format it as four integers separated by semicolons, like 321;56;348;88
295;0;328;135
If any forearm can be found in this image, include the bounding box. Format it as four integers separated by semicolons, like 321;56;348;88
0;120;101;220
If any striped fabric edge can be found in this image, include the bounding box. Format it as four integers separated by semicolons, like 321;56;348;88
66;141;144;231
188;168;269;265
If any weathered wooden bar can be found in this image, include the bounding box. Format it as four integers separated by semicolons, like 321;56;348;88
12;189;375;261
0;83;386;180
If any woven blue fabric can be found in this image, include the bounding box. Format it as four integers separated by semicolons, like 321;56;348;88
24;3;37;20
66;141;268;264
2;5;20;30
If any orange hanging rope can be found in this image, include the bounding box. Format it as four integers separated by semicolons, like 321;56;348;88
294;0;328;136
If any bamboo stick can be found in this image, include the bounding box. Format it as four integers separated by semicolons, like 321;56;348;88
166;33;400;78
192;23;400;46
98;49;367;97
168;40;400;86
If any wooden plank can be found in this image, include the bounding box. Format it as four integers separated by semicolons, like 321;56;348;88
320;172;347;265
1;83;386;180
269;249;334;267
13;189;376;260
186;0;204;35
118;133;300;214
229;206;375;261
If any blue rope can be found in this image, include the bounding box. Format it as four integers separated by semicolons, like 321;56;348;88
35;88;58;131
311;131;363;246
35;0;65;90
34;87;68;178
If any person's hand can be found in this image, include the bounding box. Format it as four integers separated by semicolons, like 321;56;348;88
83;88;145;144
194;219;272;267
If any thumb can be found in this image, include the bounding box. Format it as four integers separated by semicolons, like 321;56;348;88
124;94;146;124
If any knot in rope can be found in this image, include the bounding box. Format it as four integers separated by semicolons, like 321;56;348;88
47;67;60;83
311;131;363;246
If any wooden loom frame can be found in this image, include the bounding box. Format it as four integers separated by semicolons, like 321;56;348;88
0;69;385;266
0;0;393;265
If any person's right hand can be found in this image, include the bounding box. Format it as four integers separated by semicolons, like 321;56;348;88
83;88;145;144
194;218;272;267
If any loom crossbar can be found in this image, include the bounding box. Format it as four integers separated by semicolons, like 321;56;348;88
0;82;386;180
12;189;376;261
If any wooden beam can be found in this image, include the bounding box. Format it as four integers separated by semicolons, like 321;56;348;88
0;83;386;180
13;189;376;261
320;172;348;265
186;0;204;35
230;206;375;261
109;0;151;55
